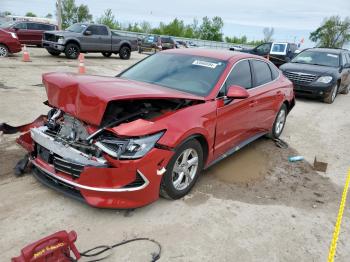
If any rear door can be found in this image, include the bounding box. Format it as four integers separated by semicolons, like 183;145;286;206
26;23;44;45
83;25;111;52
340;52;350;88
249;59;282;132
214;59;257;158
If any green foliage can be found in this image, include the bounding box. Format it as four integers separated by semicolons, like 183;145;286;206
4;11;12;16
59;0;93;29
225;35;264;46
310;16;350;48
25;12;37;17
45;13;53;19
198;16;224;41
96;9;121;29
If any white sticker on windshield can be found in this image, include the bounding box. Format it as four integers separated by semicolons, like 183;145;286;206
192;60;218;69
327;54;338;58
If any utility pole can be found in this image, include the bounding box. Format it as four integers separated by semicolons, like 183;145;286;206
56;0;62;30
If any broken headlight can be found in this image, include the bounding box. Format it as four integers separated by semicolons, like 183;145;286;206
95;131;164;159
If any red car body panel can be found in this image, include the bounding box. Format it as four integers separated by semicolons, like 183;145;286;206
0;29;22;53
4;49;294;209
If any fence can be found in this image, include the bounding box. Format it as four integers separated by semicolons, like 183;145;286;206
112;29;253;50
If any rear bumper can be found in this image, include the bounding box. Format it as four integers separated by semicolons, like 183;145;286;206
43;41;65;51
19;127;174;209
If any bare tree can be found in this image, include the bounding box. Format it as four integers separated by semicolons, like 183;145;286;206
263;27;274;42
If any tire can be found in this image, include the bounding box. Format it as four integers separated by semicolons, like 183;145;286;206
64;43;80;59
340;84;349;95
47;49;61;56
160;139;203;200
0;44;9;57
119;45;131;60
324;84;338;104
268;104;288;139
102;52;112;57
138;47;142;54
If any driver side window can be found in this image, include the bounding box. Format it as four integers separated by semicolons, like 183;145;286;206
256;43;271;54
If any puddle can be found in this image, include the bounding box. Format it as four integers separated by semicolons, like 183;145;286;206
206;142;269;185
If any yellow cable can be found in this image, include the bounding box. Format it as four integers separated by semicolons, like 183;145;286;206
328;170;350;262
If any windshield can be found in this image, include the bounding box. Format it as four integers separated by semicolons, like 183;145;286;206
119;53;227;96
291;50;340;67
0;21;15;28
66;23;87;33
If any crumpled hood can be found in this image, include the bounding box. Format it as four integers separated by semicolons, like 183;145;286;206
42;72;204;126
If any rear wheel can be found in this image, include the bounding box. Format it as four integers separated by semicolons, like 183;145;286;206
102;52;112;57
64;43;80;59
324;84;338;104
119;45;131;60
0;44;9;57
268;104;287;139
160;139;203;199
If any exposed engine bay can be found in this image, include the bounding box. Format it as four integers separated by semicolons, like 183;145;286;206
40;98;195;160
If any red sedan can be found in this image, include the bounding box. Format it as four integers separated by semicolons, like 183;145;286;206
1;49;295;208
0;29;21;57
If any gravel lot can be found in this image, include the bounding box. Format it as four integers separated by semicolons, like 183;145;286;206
1;47;350;261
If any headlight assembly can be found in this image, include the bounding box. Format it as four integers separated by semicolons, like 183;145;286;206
95;131;164;159
57;36;64;44
316;76;333;84
10;32;18;39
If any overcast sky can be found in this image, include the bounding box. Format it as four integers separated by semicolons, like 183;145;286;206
1;0;349;46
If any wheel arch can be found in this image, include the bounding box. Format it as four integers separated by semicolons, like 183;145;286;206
65;39;81;50
119;42;131;50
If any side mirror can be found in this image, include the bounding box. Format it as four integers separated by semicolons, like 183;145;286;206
84;30;92;35
226;85;249;99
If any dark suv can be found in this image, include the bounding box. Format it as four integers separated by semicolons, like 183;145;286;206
1;21;58;46
237;42;299;66
280;48;350;103
139;35;176;53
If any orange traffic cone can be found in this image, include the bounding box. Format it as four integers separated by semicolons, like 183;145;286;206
78;53;85;74
22;45;31;62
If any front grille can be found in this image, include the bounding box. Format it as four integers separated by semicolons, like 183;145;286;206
44;33;58;42
53;156;84;179
284;71;317;84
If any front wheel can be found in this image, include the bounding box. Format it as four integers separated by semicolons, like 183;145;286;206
102;52;112;57
64;43;80;59
160;139;203;199
268;104;287;139
119;46;131;60
47;49;61;56
0;44;9;57
324;84;338;104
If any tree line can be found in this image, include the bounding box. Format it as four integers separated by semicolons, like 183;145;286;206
3;0;350;48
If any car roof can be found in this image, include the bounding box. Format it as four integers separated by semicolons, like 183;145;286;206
162;48;256;61
308;48;347;54
15;21;55;25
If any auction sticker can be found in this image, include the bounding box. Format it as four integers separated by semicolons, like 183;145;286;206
192;60;219;68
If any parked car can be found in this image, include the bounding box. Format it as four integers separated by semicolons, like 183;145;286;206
0;21;57;46
280;48;350;103
237;42;299;67
175;40;188;48
42;23;138;59
139;35;176;53
0;49;294;208
0;29;21;57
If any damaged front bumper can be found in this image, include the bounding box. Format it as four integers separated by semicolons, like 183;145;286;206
3;120;174;209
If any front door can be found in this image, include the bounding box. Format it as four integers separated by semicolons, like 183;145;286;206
214;60;257;159
82;25;111;52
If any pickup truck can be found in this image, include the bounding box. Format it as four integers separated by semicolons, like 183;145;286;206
42;23;138;59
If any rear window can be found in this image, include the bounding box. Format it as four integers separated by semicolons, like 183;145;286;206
143;35;157;43
251;60;272;86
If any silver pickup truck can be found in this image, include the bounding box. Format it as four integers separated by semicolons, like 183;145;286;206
42;23;138;59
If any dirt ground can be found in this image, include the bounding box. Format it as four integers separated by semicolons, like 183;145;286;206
1;47;350;261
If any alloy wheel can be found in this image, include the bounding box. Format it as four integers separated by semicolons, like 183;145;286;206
0;45;8;57
331;85;338;102
275;109;286;135
171;148;199;191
